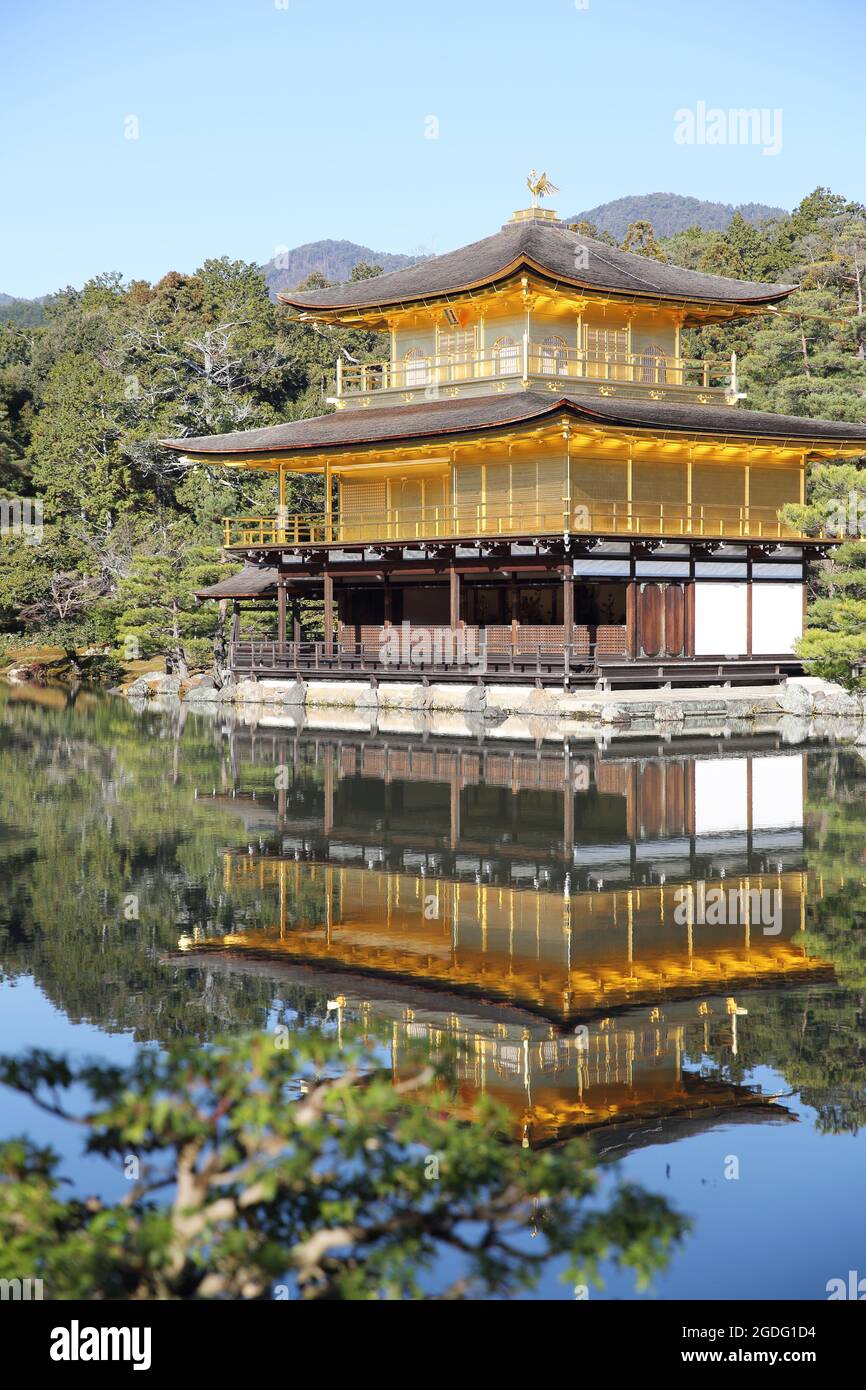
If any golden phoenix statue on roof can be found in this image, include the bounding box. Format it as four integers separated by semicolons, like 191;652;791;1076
526;170;559;208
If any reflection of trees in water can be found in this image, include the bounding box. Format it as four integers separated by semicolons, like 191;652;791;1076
768;746;866;1135
705;747;866;1137
0;691;278;1041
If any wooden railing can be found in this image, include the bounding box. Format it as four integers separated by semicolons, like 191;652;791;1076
229;632;615;680
338;345;730;396
223;500;811;548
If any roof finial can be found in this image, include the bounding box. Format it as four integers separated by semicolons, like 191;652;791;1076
527;170;559;209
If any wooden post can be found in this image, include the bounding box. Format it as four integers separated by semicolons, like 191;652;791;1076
449;566;461;628
292;600;301;646
685;582;695;658
323;572;334;655
626;581;637;660
561;564;574;637
277;579;287;649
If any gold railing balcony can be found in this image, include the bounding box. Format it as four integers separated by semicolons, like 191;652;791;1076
223;500;815;549
337;344;731;399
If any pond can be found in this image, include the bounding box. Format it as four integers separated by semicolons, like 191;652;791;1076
1;683;865;1299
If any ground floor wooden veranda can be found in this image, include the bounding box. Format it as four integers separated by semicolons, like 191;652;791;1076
203;537;818;688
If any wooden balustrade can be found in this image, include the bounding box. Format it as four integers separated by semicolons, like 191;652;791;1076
223;499;811;549
337;346;730;397
230;624;628;680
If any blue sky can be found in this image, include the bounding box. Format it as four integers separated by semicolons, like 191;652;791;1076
1;0;862;297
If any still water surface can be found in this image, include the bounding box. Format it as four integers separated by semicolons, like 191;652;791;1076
1;685;865;1299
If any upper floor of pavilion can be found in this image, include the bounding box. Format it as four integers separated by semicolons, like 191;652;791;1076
279;198;796;411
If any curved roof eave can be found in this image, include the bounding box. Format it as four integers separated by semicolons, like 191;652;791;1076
278;253;796;317
161;392;866;464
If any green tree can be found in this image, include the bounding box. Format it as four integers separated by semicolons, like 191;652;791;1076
783;463;866;687
621;220;667;262
115;545;224;674
0;1030;687;1300
350;262;383;281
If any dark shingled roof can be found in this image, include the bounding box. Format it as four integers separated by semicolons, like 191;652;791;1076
196;566;322;599
195;565;279;599
278;219;794;313
164;391;866;459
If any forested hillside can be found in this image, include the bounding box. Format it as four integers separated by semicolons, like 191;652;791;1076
0;188;864;679
261;239;420;298
568;192;786;239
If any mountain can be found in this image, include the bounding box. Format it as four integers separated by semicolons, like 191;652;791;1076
0;294;47;326
261;239;422;297
567;193;788;240
1;195;792;312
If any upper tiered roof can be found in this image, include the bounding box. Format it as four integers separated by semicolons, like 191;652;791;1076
279;211;795;323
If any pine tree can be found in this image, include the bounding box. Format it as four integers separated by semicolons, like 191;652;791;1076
620;220;667;262
114;545;224;675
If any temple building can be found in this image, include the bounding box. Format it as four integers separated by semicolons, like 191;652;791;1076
165;184;866;685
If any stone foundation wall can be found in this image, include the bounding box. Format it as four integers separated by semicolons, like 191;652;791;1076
123;671;866;735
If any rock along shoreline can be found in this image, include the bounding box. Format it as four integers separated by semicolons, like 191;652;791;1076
121;672;866;742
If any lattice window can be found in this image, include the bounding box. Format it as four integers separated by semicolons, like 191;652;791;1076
749;466;802;511
632;460;687;505
340;478;387;540
492;335;519;375
404;346;430;387
453;458;566;532
584;325;628;360
639;343;667;384
438;328;476;365
539;334;568;375
692;463;746;508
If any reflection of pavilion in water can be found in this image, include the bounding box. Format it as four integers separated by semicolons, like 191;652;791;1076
220;853;819;1019
186;731;829;1143
370;996;793;1150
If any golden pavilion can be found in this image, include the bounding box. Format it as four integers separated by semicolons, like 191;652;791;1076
164;182;866;686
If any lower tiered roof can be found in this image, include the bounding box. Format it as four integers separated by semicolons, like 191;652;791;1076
163;392;866;463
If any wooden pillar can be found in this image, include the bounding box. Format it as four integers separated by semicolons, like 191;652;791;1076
292;600;302;645
561;564;574;637
449;566;461;628
685;581;695;658
323;571;334;654
383;574;392;625
626;581;638;660
230;601;240;645
277;579;287;648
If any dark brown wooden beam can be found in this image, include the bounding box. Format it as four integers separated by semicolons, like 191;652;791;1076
626;582;637;660
323;571;334;655
276;579;287;647
561;564;574;635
